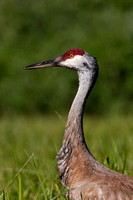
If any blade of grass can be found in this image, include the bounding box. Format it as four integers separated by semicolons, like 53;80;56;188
2;190;5;200
18;173;22;200
122;153;127;174
51;190;67;200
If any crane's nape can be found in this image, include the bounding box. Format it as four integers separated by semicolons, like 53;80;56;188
25;48;133;200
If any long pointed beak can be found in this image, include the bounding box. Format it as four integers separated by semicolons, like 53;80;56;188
24;56;62;70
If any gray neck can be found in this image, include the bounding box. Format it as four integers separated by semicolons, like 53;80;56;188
66;69;97;141
68;70;93;127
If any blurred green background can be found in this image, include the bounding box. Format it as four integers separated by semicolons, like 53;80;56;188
0;0;133;115
0;0;133;198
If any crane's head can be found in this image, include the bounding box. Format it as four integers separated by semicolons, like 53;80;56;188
25;48;98;73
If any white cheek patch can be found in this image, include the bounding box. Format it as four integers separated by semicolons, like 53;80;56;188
60;55;84;68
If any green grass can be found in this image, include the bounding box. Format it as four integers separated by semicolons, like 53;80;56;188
0;114;133;199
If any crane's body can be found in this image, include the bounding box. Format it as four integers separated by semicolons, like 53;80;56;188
25;49;133;199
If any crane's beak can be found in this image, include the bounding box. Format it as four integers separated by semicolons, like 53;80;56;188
24;56;62;70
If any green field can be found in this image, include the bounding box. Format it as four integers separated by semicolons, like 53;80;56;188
0;114;133;199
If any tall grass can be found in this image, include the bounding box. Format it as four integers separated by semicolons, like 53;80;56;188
0;114;133;199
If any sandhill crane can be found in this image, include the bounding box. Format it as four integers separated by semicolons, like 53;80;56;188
25;49;133;199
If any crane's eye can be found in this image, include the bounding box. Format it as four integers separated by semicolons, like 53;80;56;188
70;54;74;58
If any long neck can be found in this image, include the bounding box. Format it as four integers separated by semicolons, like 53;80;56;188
65;70;97;144
68;72;89;124
56;69;98;185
